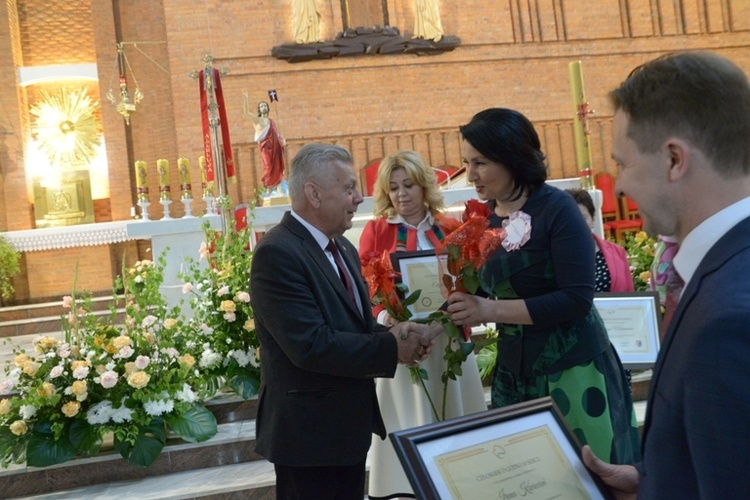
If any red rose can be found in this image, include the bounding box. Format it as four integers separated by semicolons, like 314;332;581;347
462;199;491;222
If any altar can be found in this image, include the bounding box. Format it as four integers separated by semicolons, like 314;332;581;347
1;179;602;303
249;180;605;248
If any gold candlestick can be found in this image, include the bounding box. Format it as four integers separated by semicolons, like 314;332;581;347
157;158;171;201
199;155;214;198
134;160;149;203
178;157;192;200
568;61;595;190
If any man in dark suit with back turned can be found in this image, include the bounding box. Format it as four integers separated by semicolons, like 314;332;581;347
583;51;750;497
250;142;433;499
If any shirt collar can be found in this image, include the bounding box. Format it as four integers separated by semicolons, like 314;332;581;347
290;210;330;252
386;212;434;229
673;195;750;288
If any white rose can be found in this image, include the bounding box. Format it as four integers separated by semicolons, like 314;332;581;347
72;366;89;379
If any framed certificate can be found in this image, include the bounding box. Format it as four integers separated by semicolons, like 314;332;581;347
594;291;662;369
391;250;448;319
390;397;609;499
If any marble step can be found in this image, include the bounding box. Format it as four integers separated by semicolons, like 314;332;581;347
21;460;277;499
0;296;126;339
0;295;123;323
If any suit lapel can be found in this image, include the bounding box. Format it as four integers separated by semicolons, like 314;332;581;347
281;213;365;320
642;215;750;444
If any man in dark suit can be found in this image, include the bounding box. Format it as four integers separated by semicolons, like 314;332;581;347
250;143;433;499
583;51;750;497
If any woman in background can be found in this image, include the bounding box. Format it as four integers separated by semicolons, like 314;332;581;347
446;108;640;465
566;188;634;293
359;150;486;499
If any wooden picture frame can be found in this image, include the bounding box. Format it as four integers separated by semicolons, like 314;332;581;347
390;250;447;319
390;397;610;499
594;291;662;369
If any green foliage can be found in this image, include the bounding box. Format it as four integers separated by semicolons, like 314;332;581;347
0;234;21;300
475;328;499;381
621;231;657;291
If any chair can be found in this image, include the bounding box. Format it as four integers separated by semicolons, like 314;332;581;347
594;172;619;222
619;196;640;220
594;171;642;241
361;158;382;196
434;165;461;187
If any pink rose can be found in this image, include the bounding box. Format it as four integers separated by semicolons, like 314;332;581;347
99;370;118;389
135;355;150;369
199;241;210;260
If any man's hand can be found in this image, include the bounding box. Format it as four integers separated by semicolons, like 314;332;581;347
581;445;639;500
390;322;434;366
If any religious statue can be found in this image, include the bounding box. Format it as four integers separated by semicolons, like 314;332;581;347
243;93;287;196
292;0;321;44
413;0;444;42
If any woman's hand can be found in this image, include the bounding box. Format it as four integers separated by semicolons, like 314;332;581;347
446;292;489;326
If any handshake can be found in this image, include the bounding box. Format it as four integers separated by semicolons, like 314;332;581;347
389;322;442;367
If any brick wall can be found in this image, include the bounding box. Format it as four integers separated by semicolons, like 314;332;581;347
1;0;749;302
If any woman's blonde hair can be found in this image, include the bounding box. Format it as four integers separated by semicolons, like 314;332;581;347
372;150;445;219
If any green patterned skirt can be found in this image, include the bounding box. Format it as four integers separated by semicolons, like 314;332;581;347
491;347;641;465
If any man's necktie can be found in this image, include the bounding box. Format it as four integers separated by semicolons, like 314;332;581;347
326;240;356;304
662;271;684;337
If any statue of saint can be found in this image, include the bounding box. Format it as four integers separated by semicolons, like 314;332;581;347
243;93;287;196
413;0;444;42
292;0;321;44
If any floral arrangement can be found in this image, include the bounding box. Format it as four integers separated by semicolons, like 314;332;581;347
622;231;657;291
0;257;217;469
180;206;260;400
441;200;507;309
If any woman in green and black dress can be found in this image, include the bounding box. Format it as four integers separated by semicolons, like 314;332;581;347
446;108;641;465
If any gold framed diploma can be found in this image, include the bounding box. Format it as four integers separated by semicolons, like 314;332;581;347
391;250;448;319
594;291;662;369
390;397;609;499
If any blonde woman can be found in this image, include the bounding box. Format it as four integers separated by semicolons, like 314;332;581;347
359;150;486;499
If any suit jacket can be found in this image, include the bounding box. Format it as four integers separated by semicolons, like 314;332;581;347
593;233;635;292
639;215;750;497
250;212;398;467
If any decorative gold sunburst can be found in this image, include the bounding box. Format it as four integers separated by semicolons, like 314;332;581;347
30;88;101;168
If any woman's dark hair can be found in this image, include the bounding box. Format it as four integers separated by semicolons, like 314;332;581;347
459;108;548;200
565;188;595;218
